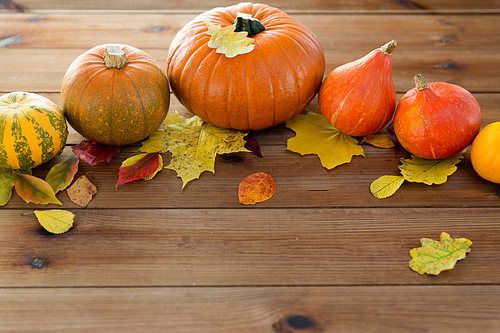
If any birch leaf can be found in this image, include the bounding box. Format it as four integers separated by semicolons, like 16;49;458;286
286;111;364;169
0;169;16;206
238;172;276;205
45;154;79;193
409;232;472;275
370;175;405;199
204;20;255;58
34;209;75;234
399;150;466;185
116;152;163;188
141;112;248;188
15;174;62;206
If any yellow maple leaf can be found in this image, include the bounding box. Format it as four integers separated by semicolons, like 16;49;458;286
362;134;395;148
370;175;405;199
399;150;465;185
409;232;472;275
204;20;255;58
141;112;248;188
34;209;75;234
286;111;364;170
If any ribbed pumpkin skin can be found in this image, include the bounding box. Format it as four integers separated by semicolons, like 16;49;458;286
394;81;481;160
61;44;170;146
318;46;396;137
167;2;325;131
0;92;68;170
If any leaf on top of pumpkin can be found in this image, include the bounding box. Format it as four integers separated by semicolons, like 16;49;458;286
204;20;255;58
34;209;75;234
362;134;395;148
45;154;80;193
409;232;472;275
140;112;248;188
15;174;62;206
370;175;405;199
286;111;364;170
399;150;466;185
67;175;97;208
72;140;121;166
116;152;163;188
238;172;276;205
0;169;16;206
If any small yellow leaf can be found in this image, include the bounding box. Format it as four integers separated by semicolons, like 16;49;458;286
204;20;255;58
370;175;405;199
399;150;466;185
286;111;364;170
362;134;395;148
409;232;472;275
67;175;97;208
34;209;75;234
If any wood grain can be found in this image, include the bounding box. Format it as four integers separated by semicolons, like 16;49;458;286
0;208;498;286
4;0;500;11
1;286;499;332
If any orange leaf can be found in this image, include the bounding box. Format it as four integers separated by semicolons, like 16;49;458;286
238;172;276;205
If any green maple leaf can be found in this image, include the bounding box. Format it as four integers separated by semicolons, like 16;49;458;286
286;111;364;169
140;112;248;188
409;232;472;275
399;150;465;185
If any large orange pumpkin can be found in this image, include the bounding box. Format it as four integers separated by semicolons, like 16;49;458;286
166;2;325;131
61;44;170;146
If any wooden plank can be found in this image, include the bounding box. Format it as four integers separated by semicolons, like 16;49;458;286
1;286;499;332
3;0;500;11
1;47;500;93
0;208;498;286
2;13;499;50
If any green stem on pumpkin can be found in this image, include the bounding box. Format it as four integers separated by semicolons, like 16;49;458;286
103;45;128;70
234;12;265;36
381;39;397;56
414;74;430;91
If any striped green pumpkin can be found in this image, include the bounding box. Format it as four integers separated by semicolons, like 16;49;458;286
0;92;68;170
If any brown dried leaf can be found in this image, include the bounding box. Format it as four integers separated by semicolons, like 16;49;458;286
67;175;97;208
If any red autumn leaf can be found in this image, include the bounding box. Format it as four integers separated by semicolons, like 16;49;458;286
238;172;276;205
244;135;263;157
72;140;121;166
15;174;62;206
116;152;163;188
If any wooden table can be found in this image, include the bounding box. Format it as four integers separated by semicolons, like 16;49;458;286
1;0;500;331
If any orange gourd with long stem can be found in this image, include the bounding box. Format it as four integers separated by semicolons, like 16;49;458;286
318;40;397;137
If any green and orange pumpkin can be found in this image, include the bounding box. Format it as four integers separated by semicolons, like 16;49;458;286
61;44;170;146
0;92;68;170
167;2;325;131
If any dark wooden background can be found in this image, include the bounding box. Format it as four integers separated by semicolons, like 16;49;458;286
1;0;499;331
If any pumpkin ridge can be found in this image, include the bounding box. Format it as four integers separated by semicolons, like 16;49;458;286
11;113;35;170
0;114;9;167
253;38;276;127
204;52;226;127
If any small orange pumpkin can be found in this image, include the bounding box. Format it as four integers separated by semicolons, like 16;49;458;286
61;44;170;146
471;121;500;184
394;74;481;160
166;3;325;131
318;40;397;137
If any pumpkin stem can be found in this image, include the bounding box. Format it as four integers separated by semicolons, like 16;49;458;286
414;74;430;91
234;12;265;36
103;45;128;70
381;40;397;56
